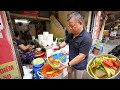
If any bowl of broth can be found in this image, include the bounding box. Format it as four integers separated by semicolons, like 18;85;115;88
87;54;120;79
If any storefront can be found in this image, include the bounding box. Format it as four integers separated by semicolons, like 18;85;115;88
2;11;69;79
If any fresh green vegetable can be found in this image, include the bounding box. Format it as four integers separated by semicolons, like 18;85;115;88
103;57;109;60
102;63;115;78
92;57;104;70
110;68;116;76
58;56;65;61
95;58;102;64
89;66;99;79
110;58;116;61
93;57;103;65
53;63;59;66
97;64;104;70
91;63;99;69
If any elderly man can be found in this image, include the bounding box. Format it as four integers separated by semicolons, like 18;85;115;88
54;11;92;79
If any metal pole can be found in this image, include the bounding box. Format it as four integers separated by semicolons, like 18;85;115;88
87;11;92;32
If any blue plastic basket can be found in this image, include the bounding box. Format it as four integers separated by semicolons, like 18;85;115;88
52;53;67;63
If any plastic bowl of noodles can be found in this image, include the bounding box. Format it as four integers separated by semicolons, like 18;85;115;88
47;56;61;69
87;54;120;79
47;60;61;69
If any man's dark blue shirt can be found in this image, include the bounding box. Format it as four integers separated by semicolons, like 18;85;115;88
65;29;92;70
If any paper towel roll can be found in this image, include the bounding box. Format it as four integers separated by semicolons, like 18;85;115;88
47;34;53;46
43;31;49;35
43;32;49;41
38;34;43;45
41;40;47;47
46;49;53;59
49;34;53;42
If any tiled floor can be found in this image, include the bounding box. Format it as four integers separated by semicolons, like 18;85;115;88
23;39;120;79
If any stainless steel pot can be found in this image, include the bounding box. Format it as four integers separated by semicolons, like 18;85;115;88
37;71;63;79
87;54;120;79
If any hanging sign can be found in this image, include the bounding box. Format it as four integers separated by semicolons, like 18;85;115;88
0;11;21;79
18;11;40;17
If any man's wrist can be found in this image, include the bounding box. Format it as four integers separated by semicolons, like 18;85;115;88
68;62;71;67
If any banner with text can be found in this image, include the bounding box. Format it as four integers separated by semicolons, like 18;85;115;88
0;11;21;79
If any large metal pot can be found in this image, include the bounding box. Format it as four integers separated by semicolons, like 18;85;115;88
37;71;63;79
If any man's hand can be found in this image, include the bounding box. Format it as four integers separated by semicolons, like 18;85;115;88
53;41;67;51
53;45;60;51
58;62;68;70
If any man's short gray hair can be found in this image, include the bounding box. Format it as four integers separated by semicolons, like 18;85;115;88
67;11;84;23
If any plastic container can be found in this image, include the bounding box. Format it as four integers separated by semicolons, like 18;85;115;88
37;64;63;79
33;63;44;79
47;60;61;69
52;53;66;63
93;47;100;55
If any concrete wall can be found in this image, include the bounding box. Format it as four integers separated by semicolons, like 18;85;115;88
48;21;65;38
58;11;72;32
28;24;36;36
79;11;89;27
58;11;89;32
46;21;50;32
47;11;89;39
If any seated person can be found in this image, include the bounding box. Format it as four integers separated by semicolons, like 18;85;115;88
14;31;35;64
